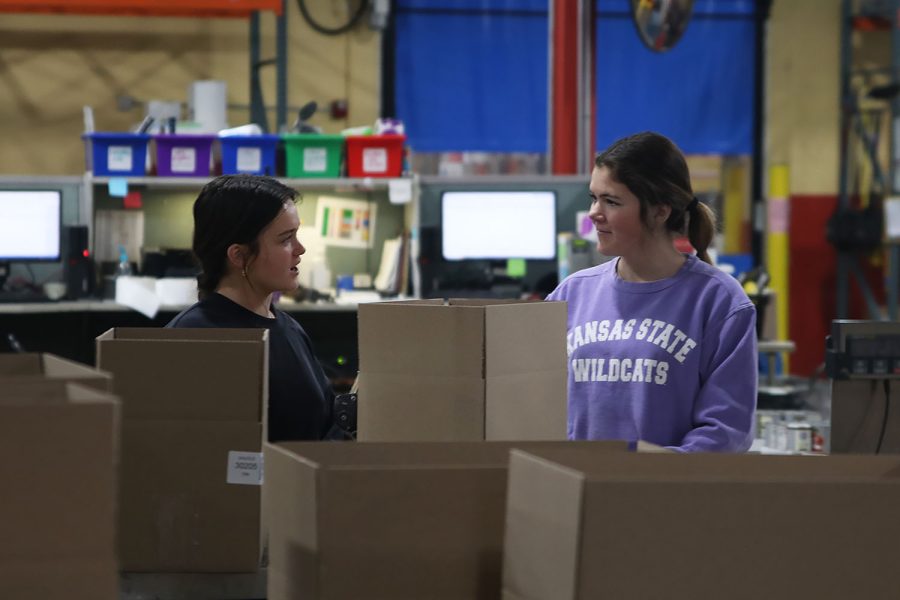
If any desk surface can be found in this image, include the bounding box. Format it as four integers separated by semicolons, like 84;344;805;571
0;299;358;314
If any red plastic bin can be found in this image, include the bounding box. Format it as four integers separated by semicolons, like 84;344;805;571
345;134;405;178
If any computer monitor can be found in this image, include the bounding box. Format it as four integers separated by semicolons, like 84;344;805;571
0;189;62;287
441;190;556;260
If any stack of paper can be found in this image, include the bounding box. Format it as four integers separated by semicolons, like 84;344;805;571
374;234;408;295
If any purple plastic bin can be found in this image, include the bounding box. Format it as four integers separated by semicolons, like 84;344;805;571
154;134;216;177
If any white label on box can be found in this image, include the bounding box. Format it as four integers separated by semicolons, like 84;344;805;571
236;147;262;172
362;147;388;173
226;451;264;486
171;147;197;173
303;147;328;173
108;145;133;171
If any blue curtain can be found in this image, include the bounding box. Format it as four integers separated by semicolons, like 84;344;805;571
394;0;549;153
394;0;756;155
595;0;756;155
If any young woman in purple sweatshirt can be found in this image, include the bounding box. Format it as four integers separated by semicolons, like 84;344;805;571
547;132;757;452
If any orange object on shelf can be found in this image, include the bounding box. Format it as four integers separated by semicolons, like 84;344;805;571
0;0;282;17
852;15;891;31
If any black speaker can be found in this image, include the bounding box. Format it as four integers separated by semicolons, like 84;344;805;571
417;226;441;298
62;225;95;299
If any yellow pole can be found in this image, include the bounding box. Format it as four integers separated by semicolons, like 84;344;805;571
722;158;748;254
766;164;790;372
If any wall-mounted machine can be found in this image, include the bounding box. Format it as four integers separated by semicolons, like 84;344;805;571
827;320;900;453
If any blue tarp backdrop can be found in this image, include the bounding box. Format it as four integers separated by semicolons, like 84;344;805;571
394;0;756;155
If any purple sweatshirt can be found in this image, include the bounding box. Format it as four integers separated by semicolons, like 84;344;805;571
546;255;757;452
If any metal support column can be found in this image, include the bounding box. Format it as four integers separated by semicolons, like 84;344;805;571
276;0;288;132
836;0;852;319
836;0;890;320
576;0;595;174
549;0;594;175
247;2;287;133
890;0;900;319
249;11;269;132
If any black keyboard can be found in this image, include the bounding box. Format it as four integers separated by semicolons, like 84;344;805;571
0;290;50;303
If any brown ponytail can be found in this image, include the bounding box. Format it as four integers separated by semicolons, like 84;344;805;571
687;200;717;265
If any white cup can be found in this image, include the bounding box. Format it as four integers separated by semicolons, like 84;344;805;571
43;282;67;301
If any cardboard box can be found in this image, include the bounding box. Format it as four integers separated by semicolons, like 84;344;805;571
0;380;119;600
96;327;268;572
357;299;567;441
0;352;112;392
503;448;900;600
263;440;638;600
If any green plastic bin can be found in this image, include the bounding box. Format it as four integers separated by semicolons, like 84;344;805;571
282;133;344;178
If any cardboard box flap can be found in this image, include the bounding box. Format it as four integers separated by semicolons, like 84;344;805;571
0;380;116;406
0;353;112;392
98;327;268;342
504;450;584;600
271;440;634;469
97;332;266;422
0;353;41;375
43;354;112;381
485;302;567;375
358;303;485;376
264;442;320;556
272;441;512;469
512;447;900;482
447;298;535;307
374;298;444;307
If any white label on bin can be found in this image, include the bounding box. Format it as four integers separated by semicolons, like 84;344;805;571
236;147;262;172
226;451;263;486
362;147;388;173
303;147;328;173
108;145;133;171
171;147;196;173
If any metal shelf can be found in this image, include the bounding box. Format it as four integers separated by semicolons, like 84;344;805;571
86;174;412;191
837;0;900;320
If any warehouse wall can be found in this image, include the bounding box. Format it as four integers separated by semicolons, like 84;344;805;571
0;0;381;175
767;0;841;196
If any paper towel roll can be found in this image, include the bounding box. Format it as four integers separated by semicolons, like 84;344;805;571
189;80;228;133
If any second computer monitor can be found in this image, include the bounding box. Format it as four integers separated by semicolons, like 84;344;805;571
440;190;556;261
